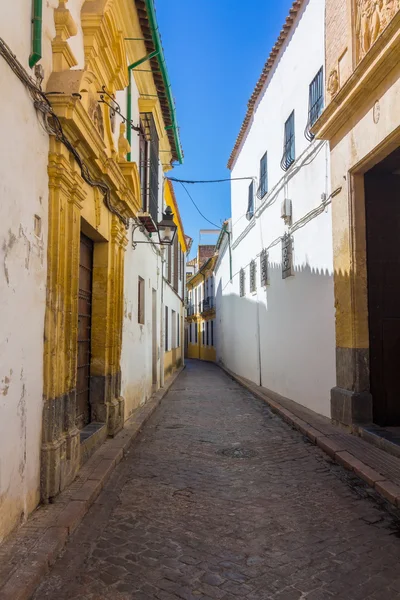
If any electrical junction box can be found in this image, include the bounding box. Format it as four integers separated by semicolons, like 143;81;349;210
281;198;292;225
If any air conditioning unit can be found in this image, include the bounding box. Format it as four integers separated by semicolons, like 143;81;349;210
281;198;292;225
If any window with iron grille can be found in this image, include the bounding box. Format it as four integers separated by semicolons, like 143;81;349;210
260;249;268;287
202;322;205;345
282;233;294;279
246;181;254;220
305;67;324;141
195;322;198;343
139;126;148;211
250;260;257;293
140;113;159;224
138;276;145;324
239;268;245;297
259;152;268;198
211;320;214;347
206;321;209;346
281;111;295;171
177;313;180;347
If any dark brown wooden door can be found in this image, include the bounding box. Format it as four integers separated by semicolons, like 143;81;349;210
76;233;93;429
365;170;400;426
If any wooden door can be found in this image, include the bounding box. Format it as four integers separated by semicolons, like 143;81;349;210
365;171;400;426
76;233;93;429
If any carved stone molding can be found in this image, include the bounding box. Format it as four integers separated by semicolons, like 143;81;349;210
52;0;78;71
327;69;339;98
355;0;400;63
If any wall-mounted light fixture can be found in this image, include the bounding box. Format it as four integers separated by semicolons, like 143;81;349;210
132;206;177;250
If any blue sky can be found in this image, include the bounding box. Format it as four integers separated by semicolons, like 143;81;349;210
156;0;294;257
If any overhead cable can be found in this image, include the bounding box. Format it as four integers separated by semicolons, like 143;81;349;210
167;176;254;184
178;182;222;230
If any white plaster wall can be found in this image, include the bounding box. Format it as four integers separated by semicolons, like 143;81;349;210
0;2;50;540
220;0;336;417
121;233;162;418
164;283;184;352
120;72;165;417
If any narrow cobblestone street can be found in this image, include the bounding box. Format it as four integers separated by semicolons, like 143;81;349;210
34;361;400;600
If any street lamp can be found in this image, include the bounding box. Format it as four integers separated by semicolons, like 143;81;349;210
157;206;177;245
132;205;178;249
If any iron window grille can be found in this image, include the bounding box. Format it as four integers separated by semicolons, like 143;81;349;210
211;320;214;347
305;67;324;141
246;180;255;220
239;268;245;297
258;152;268;199
260;249;269;287
282;233;294;279
138;276;145;324
250;260;257;293
280;111;295;171
140;112;159;225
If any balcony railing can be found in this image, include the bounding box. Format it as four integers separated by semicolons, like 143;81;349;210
187;304;195;316
200;296;215;313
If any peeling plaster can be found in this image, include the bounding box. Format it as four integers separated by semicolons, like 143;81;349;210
0;369;12;396
2;230;17;285
17;379;27;479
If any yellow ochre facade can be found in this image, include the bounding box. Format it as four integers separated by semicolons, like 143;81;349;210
186;256;217;363
313;0;400;428
40;0;182;502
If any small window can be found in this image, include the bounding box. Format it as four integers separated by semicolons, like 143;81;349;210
250;260;257;293
177;314;180;347
239;268;245;297
189;322;192;343
211;320;214;347
281;111;295;171
138;277;145;324
165;306;169;351
260;249;269;287
259;152;268;198
206;321;209;346
246;181;254;220
172;309;176;348
195;322;198;343
202;322;205;346
306;67;324;140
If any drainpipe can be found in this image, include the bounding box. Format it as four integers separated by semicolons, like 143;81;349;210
29;0;42;69
126;50;159;161
143;0;183;165
160;249;165;387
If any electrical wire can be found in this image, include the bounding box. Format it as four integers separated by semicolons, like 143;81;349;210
167;176;254;184
178;182;222;230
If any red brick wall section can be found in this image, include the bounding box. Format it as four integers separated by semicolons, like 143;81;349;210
198;246;215;267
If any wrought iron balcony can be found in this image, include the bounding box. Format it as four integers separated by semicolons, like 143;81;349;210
187;304;195;316
200;296;215;314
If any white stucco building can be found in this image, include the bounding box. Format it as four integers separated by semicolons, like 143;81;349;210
215;0;336;418
0;0;185;543
0;1;53;543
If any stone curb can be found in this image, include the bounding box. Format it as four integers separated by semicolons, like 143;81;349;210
0;366;184;600
219;364;400;510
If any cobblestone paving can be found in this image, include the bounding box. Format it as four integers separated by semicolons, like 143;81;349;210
34;361;400;600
